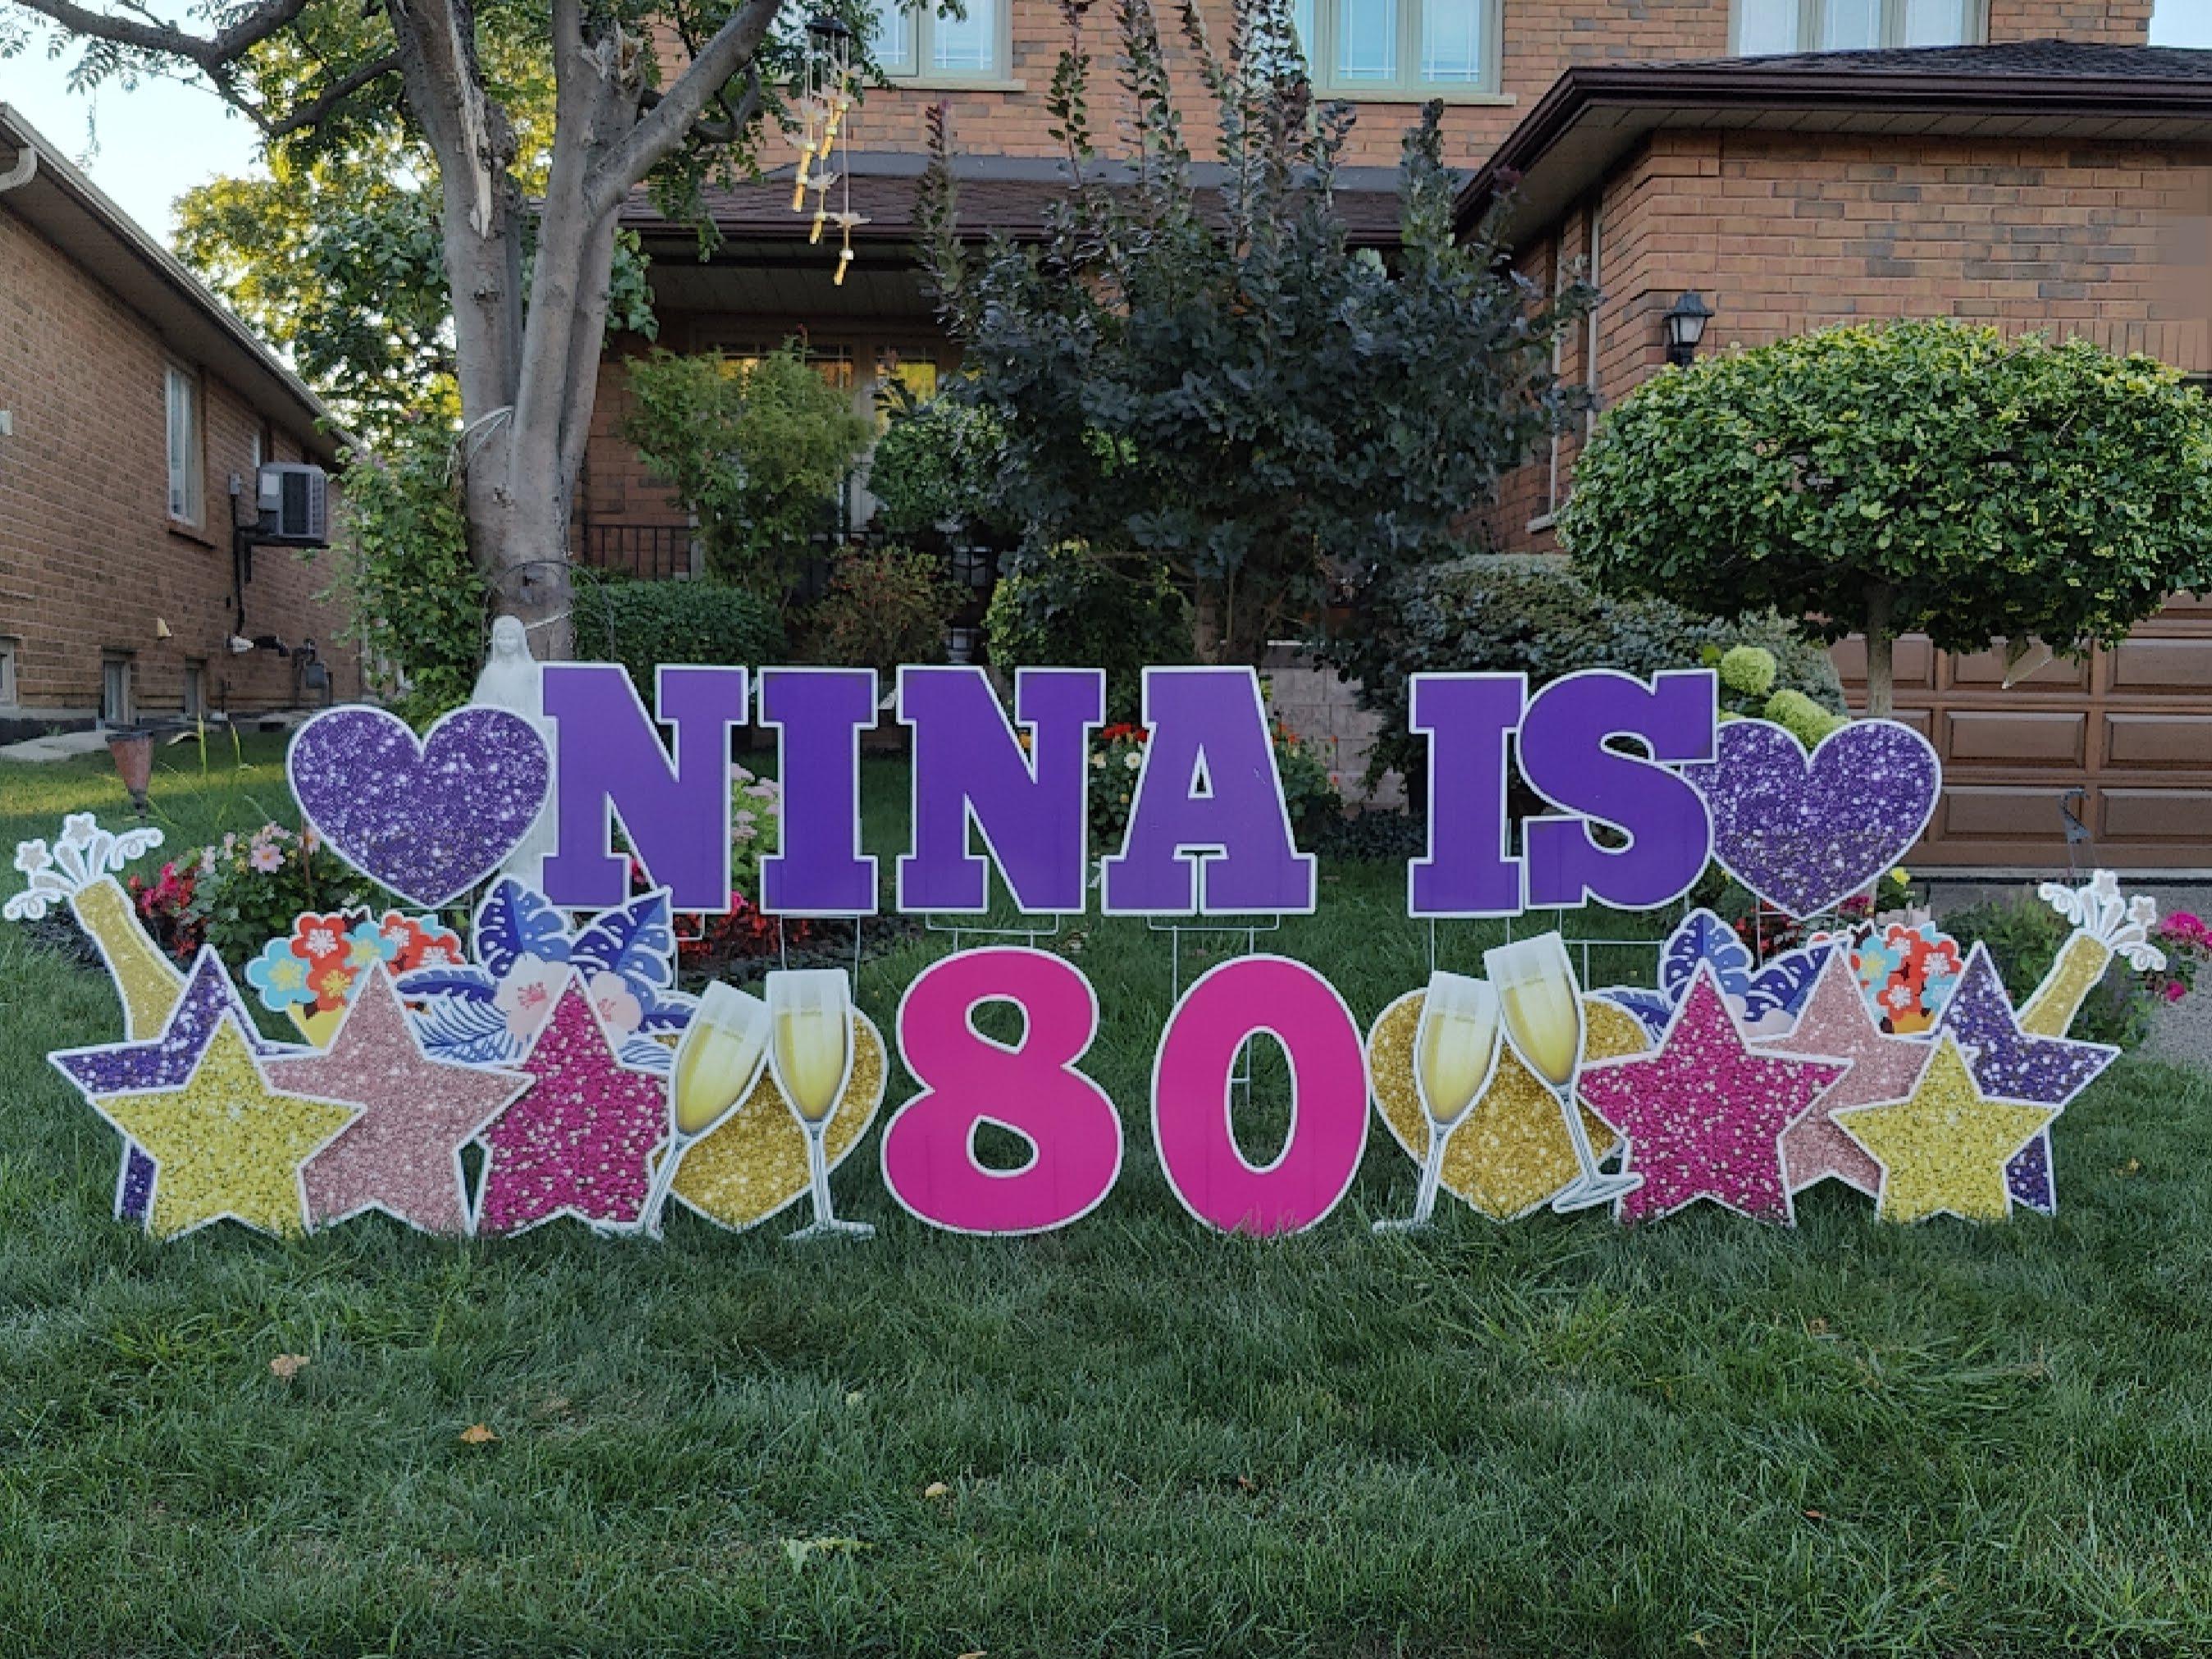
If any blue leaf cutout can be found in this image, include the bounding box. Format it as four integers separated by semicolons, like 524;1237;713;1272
1741;943;1830;1030
617;1034;676;1076
1597;987;1676;1042
471;878;572;980
394;966;498;1002
635;989;697;1035
1660;909;1757;1003
571;889;677;991
410;993;524;1067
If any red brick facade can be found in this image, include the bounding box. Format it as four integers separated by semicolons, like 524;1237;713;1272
0;125;357;731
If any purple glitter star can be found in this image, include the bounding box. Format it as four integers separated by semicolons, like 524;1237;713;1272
286;704;550;908
1936;944;2117;1215
50;948;301;1222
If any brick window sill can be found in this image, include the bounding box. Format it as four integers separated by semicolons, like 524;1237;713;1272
166;519;217;551
1319;88;1515;106
890;76;1030;93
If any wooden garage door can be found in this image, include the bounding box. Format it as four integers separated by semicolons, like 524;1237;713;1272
1832;596;2212;872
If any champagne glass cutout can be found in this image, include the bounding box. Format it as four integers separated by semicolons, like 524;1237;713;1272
642;980;770;1237
1375;971;1501;1233
1484;934;1643;1213
767;968;874;1241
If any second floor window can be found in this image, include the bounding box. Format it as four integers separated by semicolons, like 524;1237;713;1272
871;0;1002;77
1735;0;1981;53
1292;0;1497;94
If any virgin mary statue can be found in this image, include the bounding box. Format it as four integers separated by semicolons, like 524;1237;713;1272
471;615;559;891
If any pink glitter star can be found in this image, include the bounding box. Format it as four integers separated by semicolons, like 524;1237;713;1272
1580;965;1848;1226
475;975;668;1235
266;963;531;1235
1758;948;1935;1200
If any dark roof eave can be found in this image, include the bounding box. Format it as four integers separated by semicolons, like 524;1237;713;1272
1453;61;2212;236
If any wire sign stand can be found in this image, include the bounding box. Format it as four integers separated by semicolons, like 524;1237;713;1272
1151;912;1285;1104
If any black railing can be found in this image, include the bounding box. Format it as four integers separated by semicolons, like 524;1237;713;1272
584;523;692;580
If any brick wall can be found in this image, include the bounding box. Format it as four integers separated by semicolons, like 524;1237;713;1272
1492;127;2212;551
0;205;359;723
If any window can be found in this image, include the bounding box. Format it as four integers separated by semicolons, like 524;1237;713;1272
1734;0;1981;53
1291;0;1497;94
868;0;1004;78
101;653;133;728
165;364;203;525
183;660;207;719
0;638;17;706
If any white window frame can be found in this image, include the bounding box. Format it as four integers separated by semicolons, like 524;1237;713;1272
1293;0;1504;98
183;659;208;719
1731;0;1988;53
0;637;17;706
101;653;133;728
165;363;203;528
870;0;1016;85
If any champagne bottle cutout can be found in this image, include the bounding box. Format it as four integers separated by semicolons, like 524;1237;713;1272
7;816;181;1219
2024;872;2166;1038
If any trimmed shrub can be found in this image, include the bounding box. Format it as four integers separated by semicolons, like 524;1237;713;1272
985;542;1195;723
802;546;957;676
1346;553;1844;786
867;395;1009;541
573;577;784;697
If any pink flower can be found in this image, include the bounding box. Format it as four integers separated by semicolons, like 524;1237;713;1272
586;971;644;1036
493;953;566;1040
2165;980;2187;1004
249;843;284;874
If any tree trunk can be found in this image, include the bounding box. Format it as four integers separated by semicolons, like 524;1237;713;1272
1192;582;1225;665
1862;579;1895;721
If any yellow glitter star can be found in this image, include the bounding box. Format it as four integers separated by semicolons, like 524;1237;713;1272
1832;1035;2058;1225
95;1016;359;1240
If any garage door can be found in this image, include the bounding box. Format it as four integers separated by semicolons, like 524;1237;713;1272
1832;596;2212;872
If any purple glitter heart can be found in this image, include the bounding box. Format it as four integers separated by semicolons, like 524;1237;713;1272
1682;719;1940;919
287;705;551;908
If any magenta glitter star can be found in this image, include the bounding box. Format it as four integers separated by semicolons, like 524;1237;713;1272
1936;944;2118;1216
1757;948;1935;1200
474;975;667;1235
264;964;531;1235
49;948;301;1223
1580;965;1848;1226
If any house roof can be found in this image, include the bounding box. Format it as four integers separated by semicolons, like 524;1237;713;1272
1454;39;2212;239
621;150;1409;249
0;103;340;460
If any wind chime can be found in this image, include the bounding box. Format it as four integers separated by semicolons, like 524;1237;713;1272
790;15;870;285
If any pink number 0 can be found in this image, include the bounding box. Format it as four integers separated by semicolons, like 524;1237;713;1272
883;947;1124;1235
1151;955;1368;1236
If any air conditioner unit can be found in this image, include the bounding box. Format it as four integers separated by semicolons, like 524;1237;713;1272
255;462;329;547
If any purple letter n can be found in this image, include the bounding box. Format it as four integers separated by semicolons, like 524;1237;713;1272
541;664;749;912
898;666;1104;914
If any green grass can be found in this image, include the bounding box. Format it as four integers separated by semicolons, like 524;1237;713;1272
2;737;2210;1655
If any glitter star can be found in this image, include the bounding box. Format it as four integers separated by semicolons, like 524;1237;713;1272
1757;948;1934;1199
263;963;531;1235
1579;965;1847;1226
475;976;667;1234
1834;1034;2059;1225
50;948;301;1224
82;1016;358;1239
1936;944;2117;1214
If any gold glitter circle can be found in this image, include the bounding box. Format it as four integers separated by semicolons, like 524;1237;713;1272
1368;991;1645;1222
666;1012;888;1230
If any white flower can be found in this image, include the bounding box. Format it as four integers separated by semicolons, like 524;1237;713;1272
1122;752;1142;771
1090;754;1106;770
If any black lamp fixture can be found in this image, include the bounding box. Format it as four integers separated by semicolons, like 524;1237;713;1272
1661;290;1714;367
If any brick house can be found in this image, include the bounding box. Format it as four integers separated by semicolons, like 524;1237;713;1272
0;103;358;742
585;1;2212;870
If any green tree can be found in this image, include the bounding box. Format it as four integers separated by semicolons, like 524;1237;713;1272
919;0;1588;668
4;0;887;655
1559;321;2212;716
617;345;871;605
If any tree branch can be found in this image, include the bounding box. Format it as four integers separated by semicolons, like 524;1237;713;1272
261;50;404;138
7;0;309;72
582;0;783;222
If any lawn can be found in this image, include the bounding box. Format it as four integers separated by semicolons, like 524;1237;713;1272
2;735;2210;1656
